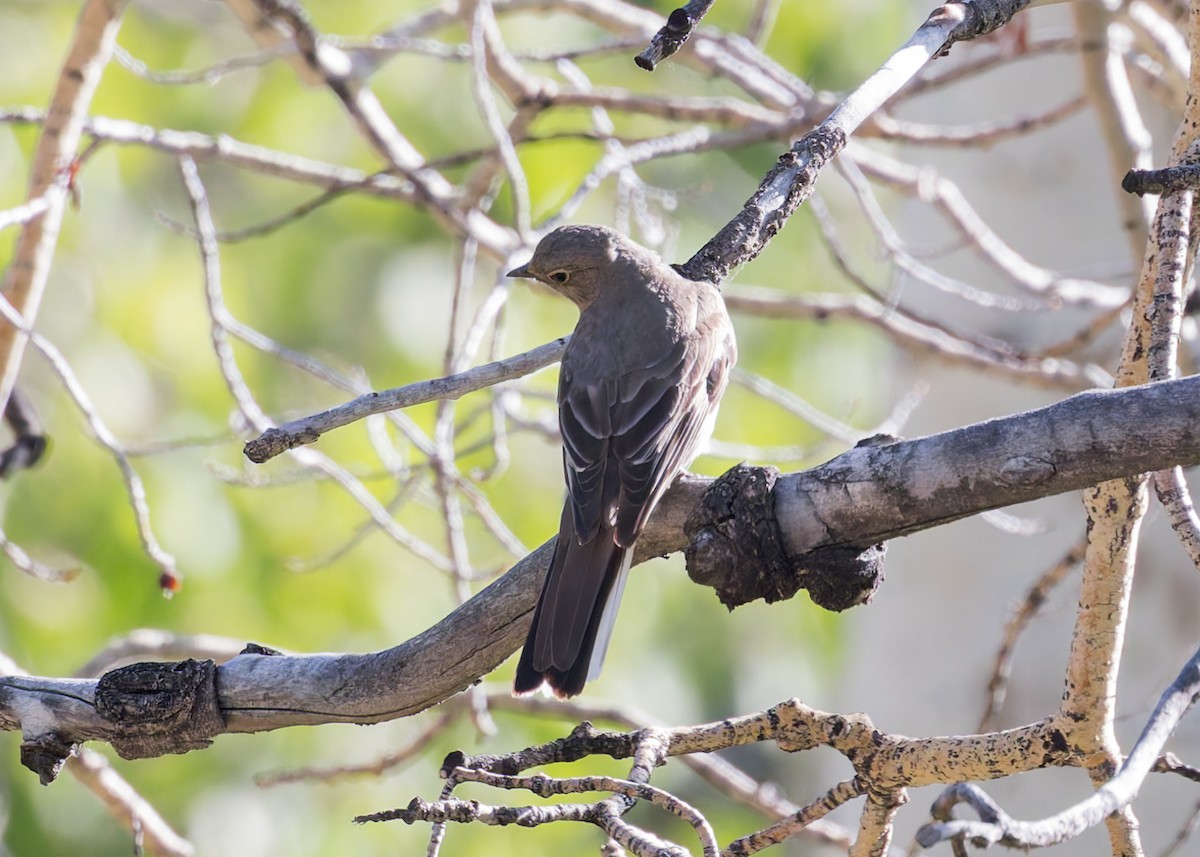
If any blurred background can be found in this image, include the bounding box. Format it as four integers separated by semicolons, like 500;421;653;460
2;0;1198;854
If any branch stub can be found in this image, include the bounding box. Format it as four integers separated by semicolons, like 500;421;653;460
20;733;75;785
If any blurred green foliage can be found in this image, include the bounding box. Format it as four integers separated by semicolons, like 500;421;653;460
0;0;903;854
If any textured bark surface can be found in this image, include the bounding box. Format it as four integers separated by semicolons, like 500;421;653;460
5;375;1200;773
684;463;885;610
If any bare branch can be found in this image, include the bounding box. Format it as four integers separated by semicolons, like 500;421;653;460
1123;162;1200;195
1141;166;1200;568
244;339;566;462
0;296;179;590
868;94;1086;147
0;0;129;415
437;765;720;857
681;0;1038;285
0;523;78;583
979;538;1085;731
918;643;1200;850
0;655;193;856
1073;1;1155;262
635;0;717;71
725;287;1106;389
850;145;1131;309
7;376;1200;765
725;778;863;856
492;693;854;849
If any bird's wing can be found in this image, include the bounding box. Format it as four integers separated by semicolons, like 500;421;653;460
612;317;734;545
559;367;619;543
559;306;734;549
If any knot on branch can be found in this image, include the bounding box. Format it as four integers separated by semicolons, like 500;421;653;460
800;543;887;611
684;464;792;604
684;464;885;611
95;659;224;760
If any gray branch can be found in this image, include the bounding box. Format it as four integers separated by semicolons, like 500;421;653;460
4;375;1200;779
634;0;718;71
243;338;567;463
678;0;1037;286
917;641;1200;849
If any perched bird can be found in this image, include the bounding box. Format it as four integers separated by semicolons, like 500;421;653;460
508;225;737;698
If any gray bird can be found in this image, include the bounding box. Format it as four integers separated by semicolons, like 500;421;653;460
508;225;737;698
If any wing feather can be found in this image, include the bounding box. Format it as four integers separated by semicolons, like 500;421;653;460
613;329;731;543
558;304;735;551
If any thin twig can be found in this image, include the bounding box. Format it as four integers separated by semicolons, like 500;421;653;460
243;339;566;462
0;294;180;590
0;524;78;583
256;708;462;786
868;94;1086;147
177;156;452;571
978;538;1086;731
725;778;863;856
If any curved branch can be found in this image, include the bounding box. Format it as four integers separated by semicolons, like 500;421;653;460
5;375;1200;774
918;642;1200;850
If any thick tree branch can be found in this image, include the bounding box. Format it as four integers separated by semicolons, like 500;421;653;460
6;376;1200;775
0;656;193;856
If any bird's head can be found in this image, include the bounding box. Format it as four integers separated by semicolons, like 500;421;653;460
507;225;628;310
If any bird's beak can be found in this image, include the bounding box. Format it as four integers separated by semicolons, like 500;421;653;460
507;263;533;279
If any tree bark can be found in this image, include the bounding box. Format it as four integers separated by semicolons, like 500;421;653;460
3;375;1200;780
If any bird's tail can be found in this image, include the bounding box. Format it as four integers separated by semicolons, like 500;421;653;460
513;509;633;698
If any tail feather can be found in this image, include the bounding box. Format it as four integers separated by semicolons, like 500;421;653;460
514;507;633;698
586;549;632;683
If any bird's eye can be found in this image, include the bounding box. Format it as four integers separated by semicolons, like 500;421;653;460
548;270;570;285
